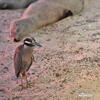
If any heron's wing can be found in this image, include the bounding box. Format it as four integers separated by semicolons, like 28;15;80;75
26;56;33;72
14;45;23;77
32;55;36;62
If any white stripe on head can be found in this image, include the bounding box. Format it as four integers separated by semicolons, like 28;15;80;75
25;41;32;44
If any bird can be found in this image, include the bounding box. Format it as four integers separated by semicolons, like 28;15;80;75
14;37;42;88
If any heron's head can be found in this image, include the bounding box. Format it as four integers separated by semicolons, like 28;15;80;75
24;37;42;47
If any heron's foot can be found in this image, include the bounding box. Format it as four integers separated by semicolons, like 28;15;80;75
18;82;28;90
25;81;28;88
18;84;24;91
21;81;29;89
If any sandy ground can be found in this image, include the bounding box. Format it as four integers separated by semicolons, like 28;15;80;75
0;0;100;100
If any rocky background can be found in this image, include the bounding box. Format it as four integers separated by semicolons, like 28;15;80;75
0;0;100;100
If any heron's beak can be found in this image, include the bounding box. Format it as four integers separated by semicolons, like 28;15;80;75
33;41;42;47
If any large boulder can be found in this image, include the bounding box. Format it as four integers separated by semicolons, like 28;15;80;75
0;0;36;9
10;0;84;41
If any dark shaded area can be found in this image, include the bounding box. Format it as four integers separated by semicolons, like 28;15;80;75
14;38;20;42
25;0;38;8
59;9;73;20
0;3;14;9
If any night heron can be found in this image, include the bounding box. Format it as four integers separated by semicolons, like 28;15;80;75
14;37;42;88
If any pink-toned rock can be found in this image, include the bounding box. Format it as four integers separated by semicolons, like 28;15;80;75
10;0;84;41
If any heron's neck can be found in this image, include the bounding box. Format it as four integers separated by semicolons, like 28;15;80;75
24;44;33;51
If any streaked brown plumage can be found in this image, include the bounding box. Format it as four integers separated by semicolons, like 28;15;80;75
14;37;42;88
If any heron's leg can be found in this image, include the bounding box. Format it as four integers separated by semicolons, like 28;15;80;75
24;72;28;87
16;78;18;84
19;73;23;88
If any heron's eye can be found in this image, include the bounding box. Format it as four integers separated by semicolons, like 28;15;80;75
32;40;35;43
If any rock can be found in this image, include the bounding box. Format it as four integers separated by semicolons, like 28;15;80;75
0;0;37;9
10;0;84;41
